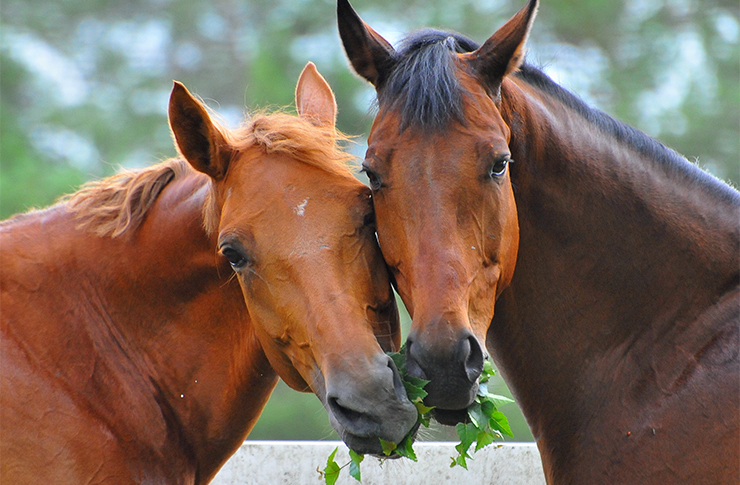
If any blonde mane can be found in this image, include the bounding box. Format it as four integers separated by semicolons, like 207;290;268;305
64;159;195;238
65;108;357;238
227;109;356;176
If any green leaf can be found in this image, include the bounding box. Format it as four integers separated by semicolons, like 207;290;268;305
404;374;430;389
349;449;364;482
455;422;478;456
474;429;496;451
394;435;418;462
379;438;397;456
485;393;515;408
322;447;341;485
467;401;485;429
387;351;406;375
413;398;435;415
402;377;429;402
489;410;514;438
479;396;496;417
451;452;469;469
481;360;495;381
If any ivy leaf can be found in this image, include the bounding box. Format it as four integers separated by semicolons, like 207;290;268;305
485;393;515;408
489;410;514;438
451;453;469;470
322;447;341;485
349;449;364;482
402;376;429;402
394;435;418;462
479;395;496;417
474;429;496;451
480;360;495;382
413;398;435;415
388;351;406;376
467;401;485;429
455;422;478;457
379;438;397;457
404;374;430;389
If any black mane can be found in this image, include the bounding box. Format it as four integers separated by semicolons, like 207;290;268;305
379;29;479;130
378;29;738;202
513;64;740;203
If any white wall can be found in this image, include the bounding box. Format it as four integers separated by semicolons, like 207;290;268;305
212;441;545;485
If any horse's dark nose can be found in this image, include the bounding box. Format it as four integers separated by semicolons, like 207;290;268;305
405;328;484;410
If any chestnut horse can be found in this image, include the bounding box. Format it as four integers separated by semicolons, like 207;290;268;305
0;63;417;484
338;0;739;483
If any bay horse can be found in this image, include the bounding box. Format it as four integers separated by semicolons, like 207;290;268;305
338;0;740;483
0;62;417;484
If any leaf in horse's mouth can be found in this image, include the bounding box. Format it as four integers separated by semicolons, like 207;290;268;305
318;349;516;483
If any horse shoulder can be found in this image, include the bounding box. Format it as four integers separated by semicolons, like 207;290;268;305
1;210;187;483
613;287;740;483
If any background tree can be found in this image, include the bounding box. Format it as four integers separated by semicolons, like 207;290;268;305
2;0;737;442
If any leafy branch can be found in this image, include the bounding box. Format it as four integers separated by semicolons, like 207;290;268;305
450;360;514;469
318;447;364;485
319;348;514;483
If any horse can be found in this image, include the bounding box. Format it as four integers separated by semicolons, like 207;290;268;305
0;62;418;484
337;0;740;483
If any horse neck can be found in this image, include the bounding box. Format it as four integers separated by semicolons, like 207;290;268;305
489;76;739;472
112;174;278;480
4;174;277;481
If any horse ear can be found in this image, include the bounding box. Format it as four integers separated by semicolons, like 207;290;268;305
168;81;231;181
337;0;396;87
295;62;337;128
463;0;538;97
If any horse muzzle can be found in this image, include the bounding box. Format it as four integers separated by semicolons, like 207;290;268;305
405;327;484;412
323;352;418;455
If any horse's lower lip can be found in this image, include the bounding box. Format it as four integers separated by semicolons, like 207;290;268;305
432;407;469;426
341;434;384;455
342;420;421;457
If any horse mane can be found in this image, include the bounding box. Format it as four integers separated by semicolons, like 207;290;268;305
64;158;196;238
379;28;738;202
379;29;479;130
512;63;740;203
63;109;357;238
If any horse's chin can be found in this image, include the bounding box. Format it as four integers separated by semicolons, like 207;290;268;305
340;433;386;456
339;421;421;457
432;408;469;426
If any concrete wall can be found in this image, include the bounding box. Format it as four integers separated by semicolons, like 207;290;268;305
211;441;545;485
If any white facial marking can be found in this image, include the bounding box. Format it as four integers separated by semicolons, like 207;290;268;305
294;198;309;216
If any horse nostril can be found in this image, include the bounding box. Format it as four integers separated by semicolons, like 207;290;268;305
463;335;484;383
328;397;378;437
404;339;427;380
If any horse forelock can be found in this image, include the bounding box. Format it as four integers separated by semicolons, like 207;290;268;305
378;29;480;131
226;110;357;179
61;109;358;239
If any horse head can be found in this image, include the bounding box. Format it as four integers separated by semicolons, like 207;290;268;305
168;63;418;453
338;0;537;418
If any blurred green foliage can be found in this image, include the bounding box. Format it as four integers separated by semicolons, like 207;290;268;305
2;0;737;443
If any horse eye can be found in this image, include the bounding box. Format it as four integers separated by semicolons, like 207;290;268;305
361;165;382;191
488;157;511;178
220;246;248;270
